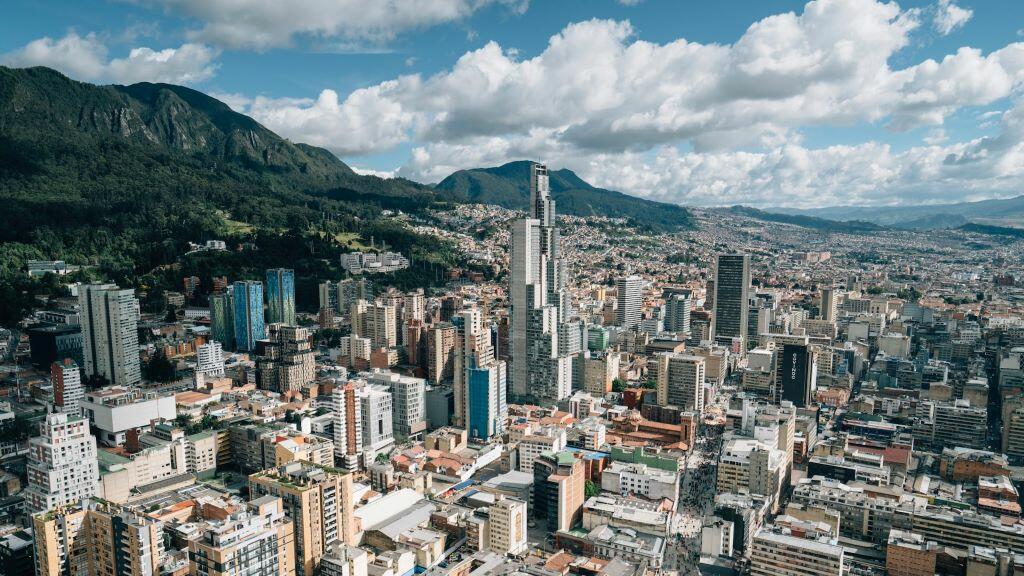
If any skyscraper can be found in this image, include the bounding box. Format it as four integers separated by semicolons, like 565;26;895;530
665;292;693;336
25;412;99;513
615;276;643;328
820;286;838;322
79;284;141;387
233;280;266;352
776;343;817;407
453;307;501;428
510;163;574;402
266;268;296;325
711;253;751;350
332;382;363;471
209;291;235;349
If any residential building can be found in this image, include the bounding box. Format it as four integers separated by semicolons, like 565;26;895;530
51;358;83;415
209;291;235;349
750;527;844;576
25;412;99;513
651;353;706;415
249;462;357;576
533;451;585;532
79;283;142;387
196;341;225;379
488;496;528;556
190;495;296;576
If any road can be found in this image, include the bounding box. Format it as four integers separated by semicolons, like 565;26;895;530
666;388;728;575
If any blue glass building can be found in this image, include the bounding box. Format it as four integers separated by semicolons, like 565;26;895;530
233;281;265;351
265;268;296;326
467;360;507;440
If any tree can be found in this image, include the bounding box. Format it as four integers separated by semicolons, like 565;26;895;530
144;350;176;383
174;414;192;429
585;480;600;499
612;378;627;393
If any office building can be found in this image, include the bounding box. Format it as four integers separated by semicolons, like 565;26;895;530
266;268;296;326
27;323;83;369
651;353;706;415
820;287;838;322
533;451;585;532
615;276;643;328
711;254;750;350
232;281;265;352
25;412;99;513
467;361;507;441
776;343;817;407
717;438;786;512
750;528;844;576
488;496;528;556
79;284;142;387
33;500;162;576
510;163;574;403
664;293;692;336
51;358;83;415
360;385;394;466
190;496;296;576
80;386;177;447
366;371;426;440
249;462;357;576
209;291;235;349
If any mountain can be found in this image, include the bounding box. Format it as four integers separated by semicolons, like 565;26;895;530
766;195;1024;228
0;66;450;324
959;222;1024;239
435;160;693;230
722;206;887;233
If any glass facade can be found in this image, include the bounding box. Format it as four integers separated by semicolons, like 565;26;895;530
210;291;235;349
266;268;296;326
233;281;265;352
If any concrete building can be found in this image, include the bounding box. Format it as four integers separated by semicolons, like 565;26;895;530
51;358;83;415
651;353;706;415
366;371;426;440
615;276;643;329
360;385;395;466
333;382;363;470
488;496;528;556
750;527;844;576
25;412;99;513
717;438;786;512
80;386;177;446
79;284;142;387
426;323;456;383
600;461;678;503
533;451;585;532
886;530;938;576
664;293;692;336
190;495;296;576
33;500;162;576
256;325;316;393
249;462;357;576
195;341;225;379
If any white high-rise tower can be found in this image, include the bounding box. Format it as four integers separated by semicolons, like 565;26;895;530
510;163;576;402
25;412;99;513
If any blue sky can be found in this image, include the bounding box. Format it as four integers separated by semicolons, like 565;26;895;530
3;0;1024;208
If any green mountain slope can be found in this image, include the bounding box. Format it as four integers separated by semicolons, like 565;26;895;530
0;66;452;324
435;160;693;230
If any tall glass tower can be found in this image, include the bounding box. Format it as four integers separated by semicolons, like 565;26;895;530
210;291;235;349
233;280;266;351
711;253;751;351
266;268;296;325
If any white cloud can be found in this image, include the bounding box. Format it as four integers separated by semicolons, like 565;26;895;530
2;32;218;85
350;166;397;179
933;0;973;36
158;0;526;49
197;0;1024;207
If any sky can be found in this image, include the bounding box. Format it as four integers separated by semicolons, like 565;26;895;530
3;0;1024;209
